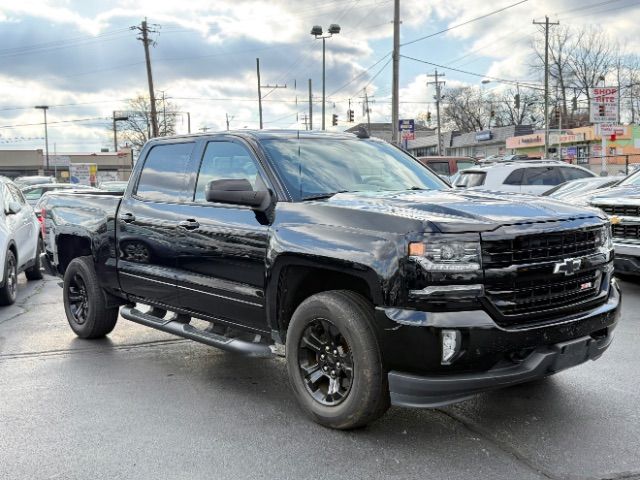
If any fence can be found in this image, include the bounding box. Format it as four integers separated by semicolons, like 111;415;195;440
565;154;640;177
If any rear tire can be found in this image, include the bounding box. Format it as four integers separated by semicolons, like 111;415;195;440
286;290;389;430
25;237;44;281
63;256;118;339
0;250;18;306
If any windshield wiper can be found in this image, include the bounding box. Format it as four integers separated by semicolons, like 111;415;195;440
301;190;351;201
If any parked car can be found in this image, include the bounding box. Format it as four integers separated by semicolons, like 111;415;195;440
0;178;43;305
98;181;129;193
21;183;97;206
13;175;55;188
39;130;619;429
589;169;640;276
416;156;478;182
453;160;596;195
542;177;620;201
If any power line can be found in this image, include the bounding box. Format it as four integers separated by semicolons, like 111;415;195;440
400;54;544;90
400;0;530;47
0;116;111;130
327;52;391;98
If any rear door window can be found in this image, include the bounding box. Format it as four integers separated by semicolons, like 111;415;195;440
522;167;564;186
427;161;451;176
135;143;195;202
560;166;593;181
454;171;486;187
456;160;476;171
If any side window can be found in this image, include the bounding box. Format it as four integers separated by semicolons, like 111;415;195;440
503;169;524;185
428;161;451;176
522;167;564;186
194;141;267;203
561;167;593;181
135;143;194;202
456;160;476;171
24;187;43;200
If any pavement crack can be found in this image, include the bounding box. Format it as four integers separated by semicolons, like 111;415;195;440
0;338;190;361
435;408;559;480
0;279;53;327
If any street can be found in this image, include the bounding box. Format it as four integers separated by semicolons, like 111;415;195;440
0;274;637;480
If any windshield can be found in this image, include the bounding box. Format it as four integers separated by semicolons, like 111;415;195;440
260;137;446;200
619;170;640;186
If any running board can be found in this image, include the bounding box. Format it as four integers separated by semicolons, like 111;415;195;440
120;307;275;358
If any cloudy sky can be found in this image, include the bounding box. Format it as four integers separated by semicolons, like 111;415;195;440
0;0;639;152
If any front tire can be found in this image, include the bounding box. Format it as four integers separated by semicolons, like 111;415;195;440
0;250;18;306
63;256;118;339
286;290;389;430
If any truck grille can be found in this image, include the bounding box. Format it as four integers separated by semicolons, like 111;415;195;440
612;223;640;240
482;227;601;268
485;269;601;319
597;204;640;217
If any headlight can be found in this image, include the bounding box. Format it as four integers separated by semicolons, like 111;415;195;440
409;235;481;272
595;224;613;251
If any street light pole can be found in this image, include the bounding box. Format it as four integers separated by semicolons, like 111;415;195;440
35;106;49;173
311;24;341;130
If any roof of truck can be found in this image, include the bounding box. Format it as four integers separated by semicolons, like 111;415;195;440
157;129;367;142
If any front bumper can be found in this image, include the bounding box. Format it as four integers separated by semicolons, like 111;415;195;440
383;281;620;408
614;241;640;276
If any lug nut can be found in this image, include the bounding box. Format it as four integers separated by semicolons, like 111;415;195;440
325;346;330;352
333;349;338;355
323;366;328;371
331;370;336;376
336;362;341;368
320;354;325;360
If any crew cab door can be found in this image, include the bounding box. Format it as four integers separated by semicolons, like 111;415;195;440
169;139;271;333
117;140;196;308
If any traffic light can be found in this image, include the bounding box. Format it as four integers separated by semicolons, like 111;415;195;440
490;109;495;118
554;108;561;121
598;104;605;117
514;93;520;109
426;111;432;122
332;114;338;126
572;96;578;111
347;109;354;122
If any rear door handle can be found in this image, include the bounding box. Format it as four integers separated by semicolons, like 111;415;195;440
178;219;200;230
121;212;135;223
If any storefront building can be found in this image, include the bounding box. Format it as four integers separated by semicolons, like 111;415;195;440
506;125;640;175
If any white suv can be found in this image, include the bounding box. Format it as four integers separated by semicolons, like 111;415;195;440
0;177;43;305
453;160;596;195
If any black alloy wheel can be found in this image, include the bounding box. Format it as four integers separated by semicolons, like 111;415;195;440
298;318;354;406
67;273;89;325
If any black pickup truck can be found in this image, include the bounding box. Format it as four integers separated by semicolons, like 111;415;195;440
39;130;620;429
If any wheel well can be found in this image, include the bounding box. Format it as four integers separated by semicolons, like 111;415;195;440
57;235;92;274
277;266;373;334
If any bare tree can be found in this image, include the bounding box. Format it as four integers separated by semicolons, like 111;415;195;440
442;86;490;132
567;26;614;102
116;95;180;152
495;88;543;127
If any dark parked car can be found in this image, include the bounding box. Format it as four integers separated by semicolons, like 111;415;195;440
39;130;620;429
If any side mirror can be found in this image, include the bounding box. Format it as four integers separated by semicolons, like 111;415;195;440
6;201;22;215
205;179;272;212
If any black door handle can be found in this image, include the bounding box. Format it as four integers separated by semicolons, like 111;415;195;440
178;219;200;230
121;212;135;223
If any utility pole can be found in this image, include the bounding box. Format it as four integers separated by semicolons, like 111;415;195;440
533;16;559;158
112;111;129;153
391;0;401;145
35;106;49;173
134;19;159;138
256;57;286;129
427;70;445;155
308;78;313;130
362;90;372;132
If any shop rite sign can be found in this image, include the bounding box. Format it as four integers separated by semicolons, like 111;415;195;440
589;87;619;123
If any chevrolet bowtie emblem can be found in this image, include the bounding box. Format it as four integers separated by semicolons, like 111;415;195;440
553;258;582;276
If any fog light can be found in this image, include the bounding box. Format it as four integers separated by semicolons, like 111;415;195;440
441;329;461;365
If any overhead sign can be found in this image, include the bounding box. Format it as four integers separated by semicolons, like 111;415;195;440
475;131;492;141
69;163;98;186
589;87;619;123
399;119;415;141
595;123;626;136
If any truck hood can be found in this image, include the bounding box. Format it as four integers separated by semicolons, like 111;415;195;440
588;184;640;204
320;189;603;233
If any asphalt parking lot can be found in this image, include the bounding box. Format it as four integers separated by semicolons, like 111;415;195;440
1;274;639;480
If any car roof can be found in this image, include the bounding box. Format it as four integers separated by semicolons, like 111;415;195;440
458;160;582;172
154;129;363;143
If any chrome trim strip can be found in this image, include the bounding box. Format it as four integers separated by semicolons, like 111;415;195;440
409;284;484;298
614;242;640;256
119;271;262;307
